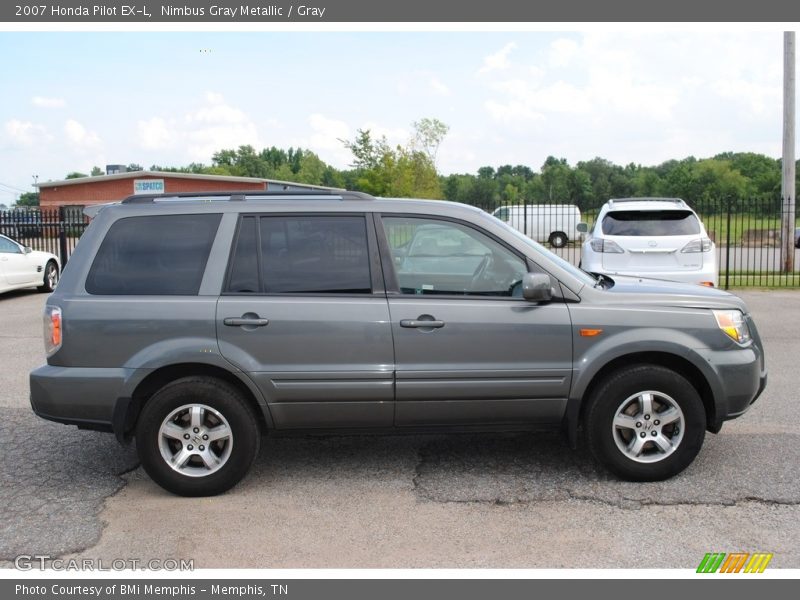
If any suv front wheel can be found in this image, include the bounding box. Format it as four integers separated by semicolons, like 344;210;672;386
135;376;261;496
585;364;706;481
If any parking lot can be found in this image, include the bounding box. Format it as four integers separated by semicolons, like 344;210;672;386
1;289;799;569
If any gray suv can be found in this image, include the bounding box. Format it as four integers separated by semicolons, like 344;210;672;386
30;191;767;496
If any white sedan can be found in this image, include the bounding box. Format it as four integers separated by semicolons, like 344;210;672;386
0;234;60;294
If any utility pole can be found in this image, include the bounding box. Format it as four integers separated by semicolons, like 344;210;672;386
782;31;796;273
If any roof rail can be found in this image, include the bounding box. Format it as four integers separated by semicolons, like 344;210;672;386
120;190;375;204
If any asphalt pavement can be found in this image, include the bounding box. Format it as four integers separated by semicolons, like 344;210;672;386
0;288;798;568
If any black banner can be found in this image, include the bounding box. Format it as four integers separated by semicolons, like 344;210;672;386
2;0;800;22
3;579;799;600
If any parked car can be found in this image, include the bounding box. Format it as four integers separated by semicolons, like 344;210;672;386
30;191;766;496
492;204;582;248
0;234;59;294
795;227;800;249
580;198;718;286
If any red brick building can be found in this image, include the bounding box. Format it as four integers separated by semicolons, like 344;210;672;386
37;171;336;209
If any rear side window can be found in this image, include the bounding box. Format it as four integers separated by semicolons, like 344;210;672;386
226;215;372;294
86;214;222;295
602;210;701;236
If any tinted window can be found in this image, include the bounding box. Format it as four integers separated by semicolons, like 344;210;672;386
602;210;701;236
383;217;528;297
227;217;259;293
226;215;372;294
86;214;221;295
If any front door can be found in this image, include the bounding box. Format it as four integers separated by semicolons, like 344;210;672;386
216;214;394;429
379;216;573;426
0;237;35;286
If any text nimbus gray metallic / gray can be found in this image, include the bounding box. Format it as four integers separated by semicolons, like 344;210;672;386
161;4;327;18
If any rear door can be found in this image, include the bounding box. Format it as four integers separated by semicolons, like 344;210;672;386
216;213;394;429
600;209;704;273
379;215;572;427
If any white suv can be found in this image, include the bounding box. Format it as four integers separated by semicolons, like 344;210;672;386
580;198;717;287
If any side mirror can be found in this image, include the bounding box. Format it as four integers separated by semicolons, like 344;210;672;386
522;272;553;302
576;222;589;233
23;246;32;254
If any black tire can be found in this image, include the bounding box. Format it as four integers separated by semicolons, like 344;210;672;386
135;376;261;496
584;364;706;481
38;260;59;292
549;232;568;248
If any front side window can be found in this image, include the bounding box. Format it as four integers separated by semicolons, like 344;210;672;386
0;236;20;253
86;214;221;295
226;215;372;294
382;217;528;297
602;210;701;236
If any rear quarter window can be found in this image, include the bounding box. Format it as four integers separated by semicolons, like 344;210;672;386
85;214;222;295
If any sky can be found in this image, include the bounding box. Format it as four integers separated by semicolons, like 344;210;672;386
0;30;792;204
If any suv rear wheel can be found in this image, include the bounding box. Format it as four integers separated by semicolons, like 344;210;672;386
585;364;706;481
135;376;260;496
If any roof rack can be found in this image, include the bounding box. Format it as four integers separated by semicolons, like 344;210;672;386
608;197;685;207
120;190;375;204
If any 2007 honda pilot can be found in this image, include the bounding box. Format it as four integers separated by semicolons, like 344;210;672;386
30;191;767;496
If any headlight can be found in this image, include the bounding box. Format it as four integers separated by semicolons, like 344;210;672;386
589;238;624;253
712;309;751;344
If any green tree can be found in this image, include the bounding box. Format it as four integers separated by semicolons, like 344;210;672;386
411;118;449;165
90;166;104;176
65;172;88;179
16;192;39;207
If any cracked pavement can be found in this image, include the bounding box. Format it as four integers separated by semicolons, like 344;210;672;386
1;289;799;568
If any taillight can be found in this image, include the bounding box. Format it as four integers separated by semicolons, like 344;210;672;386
681;238;713;253
44;305;62;356
589;238;624;253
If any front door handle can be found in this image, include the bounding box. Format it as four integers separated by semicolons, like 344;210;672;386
224;317;270;327
400;318;445;329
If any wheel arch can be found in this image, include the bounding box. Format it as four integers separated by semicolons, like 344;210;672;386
114;363;272;442
564;351;717;448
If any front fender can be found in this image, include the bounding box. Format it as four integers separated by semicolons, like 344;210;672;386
564;327;725;446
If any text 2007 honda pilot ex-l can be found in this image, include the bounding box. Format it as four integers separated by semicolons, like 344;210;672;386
30;191;767;496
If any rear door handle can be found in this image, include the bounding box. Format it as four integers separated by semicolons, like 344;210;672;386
400;319;445;329
224;317;270;327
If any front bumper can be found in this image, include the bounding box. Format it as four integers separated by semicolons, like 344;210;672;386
693;341;767;431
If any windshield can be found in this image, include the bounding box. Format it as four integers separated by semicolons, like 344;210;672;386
481;211;596;287
602;210;701;236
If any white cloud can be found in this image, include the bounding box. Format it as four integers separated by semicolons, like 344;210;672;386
136;92;261;162
301;113;352;166
712;78;780;117
429;76;450;96
479;42;517;74
137;117;174;151
548;38;579;68
363;122;409;146
4;119;52;146
64;119;102;150
32;96;65;109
